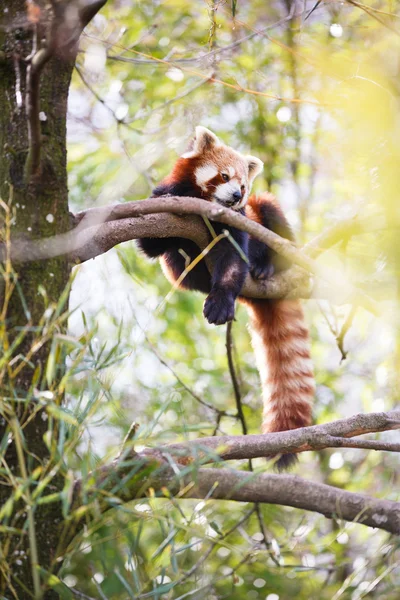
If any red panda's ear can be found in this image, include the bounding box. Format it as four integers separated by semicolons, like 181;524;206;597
181;126;220;158
246;155;264;182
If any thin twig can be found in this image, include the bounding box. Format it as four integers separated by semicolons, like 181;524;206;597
142;328;233;417
179;507;256;583
336;305;358;362
75;64;125;123
318;302;358;362
346;0;400;36
127;75;215;125
226;321;246;433
225;321;279;566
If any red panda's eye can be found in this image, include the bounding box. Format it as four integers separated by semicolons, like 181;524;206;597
221;173;230;182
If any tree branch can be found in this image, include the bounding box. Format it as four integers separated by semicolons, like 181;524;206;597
78;0;108;29
5;197;380;310
162;410;400;462
73;198;380;313
74;413;400;536
187;469;400;534
6;211;308;299
71;410;400;541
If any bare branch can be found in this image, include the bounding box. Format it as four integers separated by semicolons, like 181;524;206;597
78;0;108;29
187;469;400;534
74;411;400;535
108;5;299;66
163;410;400;462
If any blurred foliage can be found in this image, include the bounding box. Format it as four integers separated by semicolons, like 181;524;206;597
3;0;400;598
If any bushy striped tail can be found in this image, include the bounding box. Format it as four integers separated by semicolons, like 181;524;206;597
243;298;315;470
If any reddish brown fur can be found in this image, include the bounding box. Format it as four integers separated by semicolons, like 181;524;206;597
245;191;284;222
163;157;204;196
241;195;314;437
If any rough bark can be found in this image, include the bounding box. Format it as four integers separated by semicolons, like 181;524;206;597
0;1;99;597
163;410;400;462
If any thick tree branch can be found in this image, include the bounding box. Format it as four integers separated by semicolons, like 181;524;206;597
74;410;400;533
6;211;308;299
70;197;339;273
72;410;400;541
78;0;108;29
162;410;400;462
5;197;379;309
187;470;400;534
73;198;380;313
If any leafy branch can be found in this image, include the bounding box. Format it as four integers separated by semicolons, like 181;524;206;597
72;410;400;535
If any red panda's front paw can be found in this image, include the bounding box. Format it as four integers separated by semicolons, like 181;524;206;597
250;263;274;281
203;289;235;325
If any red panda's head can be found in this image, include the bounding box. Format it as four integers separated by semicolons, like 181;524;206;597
178;127;263;210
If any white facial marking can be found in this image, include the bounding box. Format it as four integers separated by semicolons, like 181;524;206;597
217;182;240;197
195;165;218;191
228;166;235;178
214;181;243;208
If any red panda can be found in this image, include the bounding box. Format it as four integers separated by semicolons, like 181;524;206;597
137;126;314;469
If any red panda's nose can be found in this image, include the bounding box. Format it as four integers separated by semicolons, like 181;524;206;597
232;190;241;201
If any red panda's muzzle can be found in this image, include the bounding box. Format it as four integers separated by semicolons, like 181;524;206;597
213;184;246;210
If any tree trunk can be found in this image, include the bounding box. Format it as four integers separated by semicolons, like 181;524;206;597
0;1;74;597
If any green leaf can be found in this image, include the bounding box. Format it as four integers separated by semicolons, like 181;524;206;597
46;404;79;426
38;568;73;600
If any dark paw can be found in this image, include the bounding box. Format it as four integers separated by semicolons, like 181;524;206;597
250;262;275;280
203;289;235;325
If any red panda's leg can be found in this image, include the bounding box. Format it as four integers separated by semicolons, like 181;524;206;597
203;228;249;325
162;246;211;294
136;237;177;259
